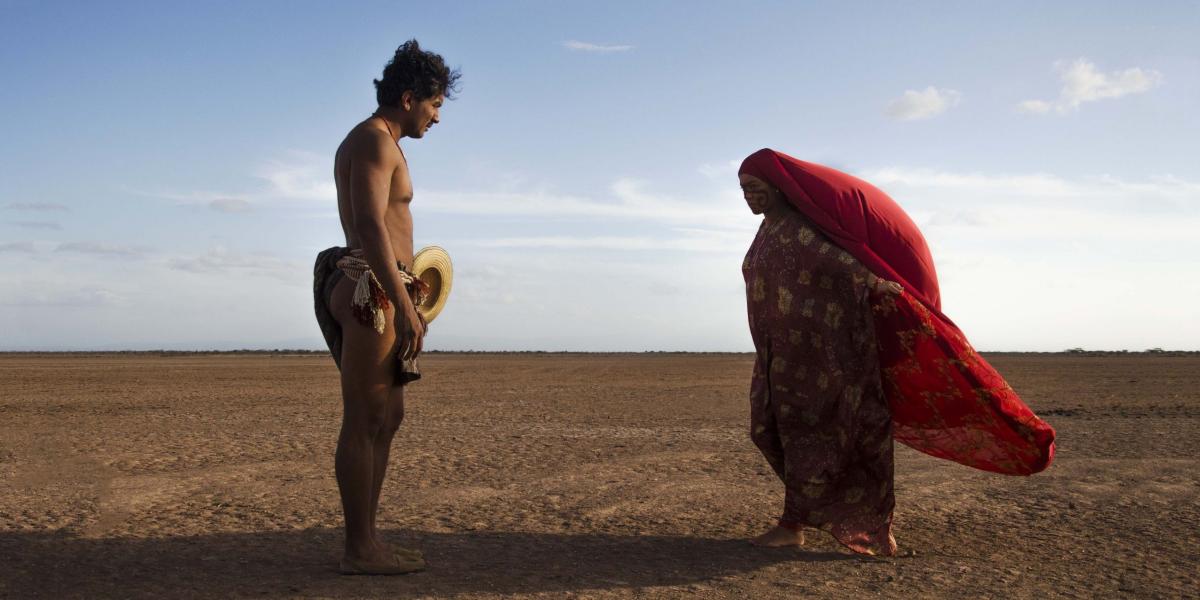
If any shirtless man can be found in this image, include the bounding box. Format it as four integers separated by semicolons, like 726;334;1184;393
312;40;459;575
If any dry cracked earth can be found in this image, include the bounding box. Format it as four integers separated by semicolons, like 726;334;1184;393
1;353;1197;599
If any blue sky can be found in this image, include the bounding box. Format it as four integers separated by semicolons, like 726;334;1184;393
2;1;1197;351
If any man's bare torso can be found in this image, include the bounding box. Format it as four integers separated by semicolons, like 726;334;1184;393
334;117;416;266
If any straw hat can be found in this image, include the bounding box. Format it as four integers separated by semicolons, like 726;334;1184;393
412;246;453;322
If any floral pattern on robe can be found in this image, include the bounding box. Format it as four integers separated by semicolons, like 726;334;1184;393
743;210;896;556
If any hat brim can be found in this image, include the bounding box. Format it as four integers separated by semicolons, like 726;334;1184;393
412;246;453;323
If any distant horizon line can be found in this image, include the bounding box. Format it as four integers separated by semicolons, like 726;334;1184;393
2;348;1197;356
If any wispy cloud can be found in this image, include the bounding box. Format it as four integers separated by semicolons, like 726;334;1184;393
131;151;332;209
0;284;123;308
1016;100;1054;115
469;228;749;253
860;167;1199;212
423;178;754;230
167;246;302;280
209;197;253;213
136;154;753;235
0;241;36;253
56;242;151;257
863;168;1079;197
856;167;1200;245
563;40;634;53
8;221;62;230
698;159;741;181
130;187;247;206
1018;58;1163;115
255;151;336;201
4;202;69;212
885;86;961;121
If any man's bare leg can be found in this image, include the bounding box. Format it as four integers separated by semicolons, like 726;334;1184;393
334;349;395;563
332;280;422;572
367;393;398;528
366;386;422;559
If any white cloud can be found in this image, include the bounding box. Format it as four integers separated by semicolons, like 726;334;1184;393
422;178;755;231
469;228;750;253
0;259;317;350
131;187;243;206
4;202;69;212
9;221;62;230
860;167;1199;215
0;241;36;253
167;246;302;280
131;151;333;209
1018;58;1163;115
1016;100;1053;115
698;159;741;181
255;151;336;201
56;242;150;257
563;40;634;53
885;86;961;121
863;168;1077;198
0;282;123;308
209;197;253;213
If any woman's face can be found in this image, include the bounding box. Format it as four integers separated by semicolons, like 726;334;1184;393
739;173;782;215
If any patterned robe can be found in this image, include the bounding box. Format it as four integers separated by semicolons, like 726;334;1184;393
743;209;896;556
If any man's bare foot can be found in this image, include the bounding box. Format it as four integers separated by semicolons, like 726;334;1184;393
370;534;423;560
340;547;425;575
750;525;805;547
387;543;424;560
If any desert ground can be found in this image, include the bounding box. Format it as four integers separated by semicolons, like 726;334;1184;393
0;352;1196;599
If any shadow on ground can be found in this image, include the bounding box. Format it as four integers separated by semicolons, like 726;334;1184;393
0;528;855;598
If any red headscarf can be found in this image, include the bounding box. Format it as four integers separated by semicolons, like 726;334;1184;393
740;149;943;312
740;148;1056;475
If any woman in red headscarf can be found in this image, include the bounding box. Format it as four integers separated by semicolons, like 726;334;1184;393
738;149;1055;556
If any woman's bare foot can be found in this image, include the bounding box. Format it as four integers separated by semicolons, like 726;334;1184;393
882;533;898;557
750;525;805;547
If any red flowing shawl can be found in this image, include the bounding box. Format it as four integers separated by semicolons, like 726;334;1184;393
740;148;1055;475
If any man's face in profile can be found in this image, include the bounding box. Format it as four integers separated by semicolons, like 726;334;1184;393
405;93;444;138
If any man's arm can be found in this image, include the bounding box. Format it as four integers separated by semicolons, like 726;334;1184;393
348;132;424;352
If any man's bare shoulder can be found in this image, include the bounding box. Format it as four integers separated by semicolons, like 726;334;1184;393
339;122;401;165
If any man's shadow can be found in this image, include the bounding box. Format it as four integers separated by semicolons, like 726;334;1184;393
1;527;855;598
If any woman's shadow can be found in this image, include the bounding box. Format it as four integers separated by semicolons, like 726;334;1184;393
1;527;855;598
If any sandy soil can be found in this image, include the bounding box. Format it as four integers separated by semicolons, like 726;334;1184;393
1;352;1197;599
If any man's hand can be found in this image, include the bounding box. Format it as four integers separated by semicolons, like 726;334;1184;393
398;305;425;360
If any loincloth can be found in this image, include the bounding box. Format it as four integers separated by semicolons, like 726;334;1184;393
313;246;429;385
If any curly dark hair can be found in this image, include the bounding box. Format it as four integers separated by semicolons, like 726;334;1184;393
374;39;461;106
